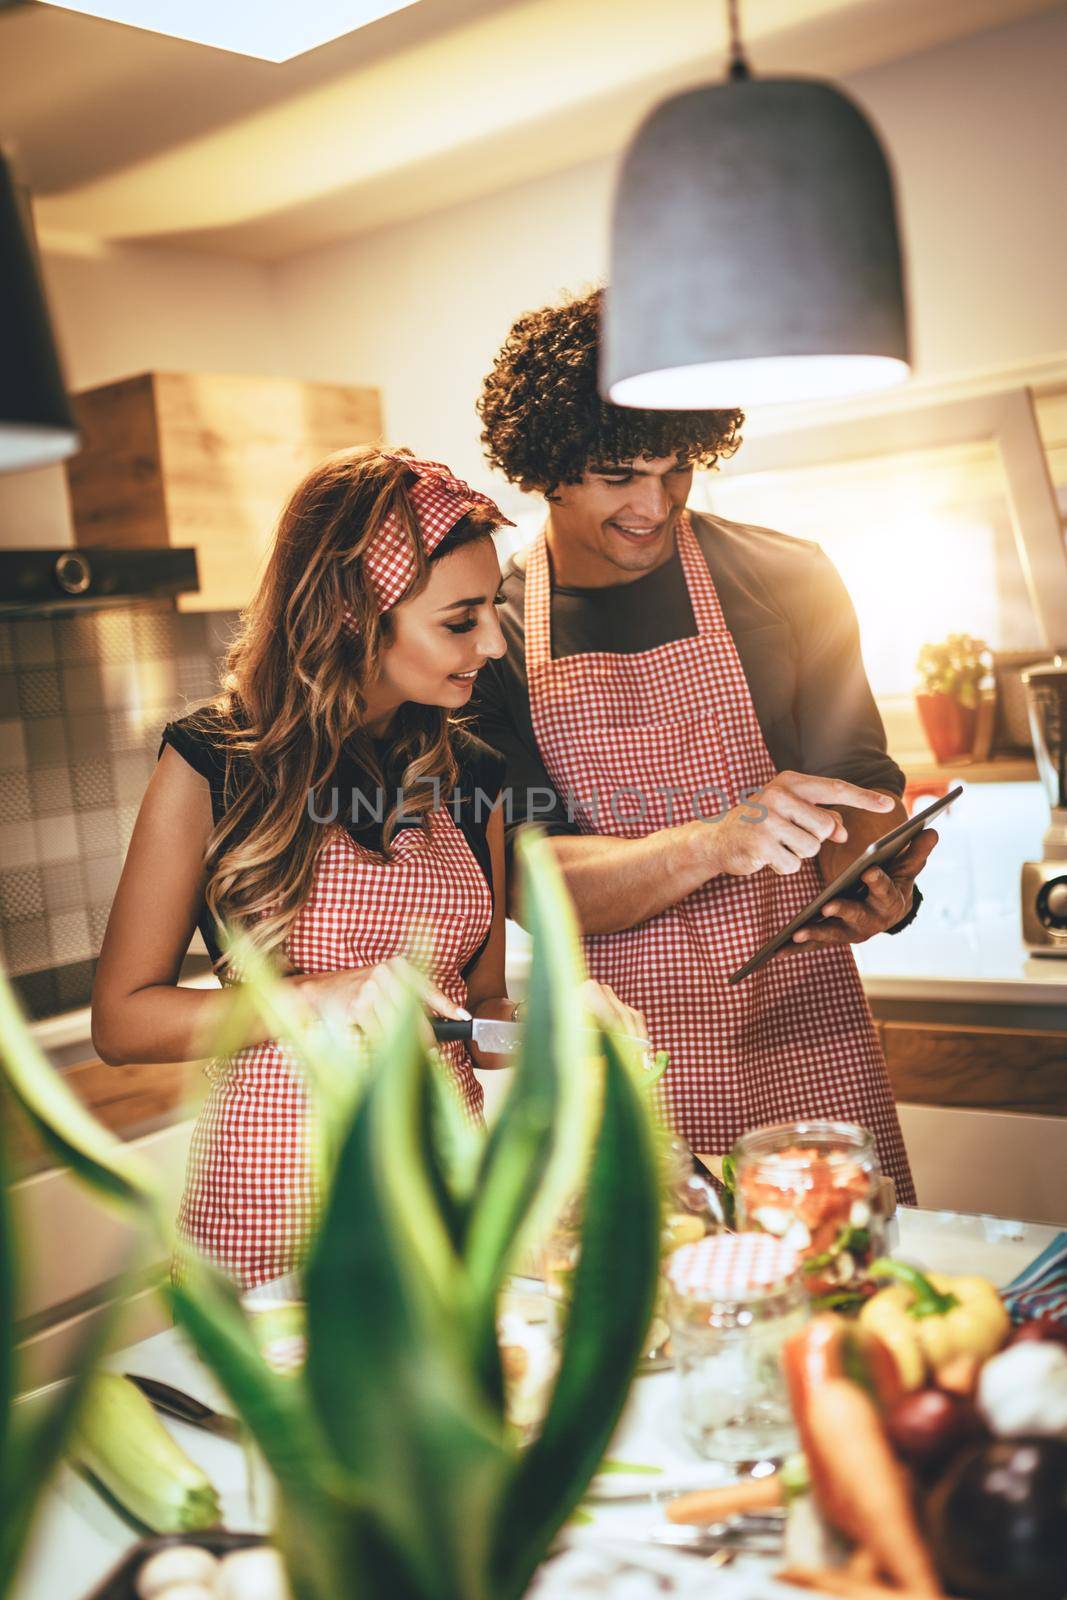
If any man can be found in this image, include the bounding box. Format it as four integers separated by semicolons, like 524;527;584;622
472;289;936;1201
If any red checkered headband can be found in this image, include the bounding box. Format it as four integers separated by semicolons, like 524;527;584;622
350;453;514;624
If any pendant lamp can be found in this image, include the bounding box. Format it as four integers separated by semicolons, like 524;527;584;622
0;150;78;470
602;0;910;409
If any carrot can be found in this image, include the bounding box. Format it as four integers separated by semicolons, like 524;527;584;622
804;1378;942;1595
779;1568;958;1600
665;1473;782;1524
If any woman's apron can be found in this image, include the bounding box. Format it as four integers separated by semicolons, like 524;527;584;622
525;512;915;1201
176;807;493;1288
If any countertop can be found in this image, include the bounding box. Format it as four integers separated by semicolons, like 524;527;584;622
854;908;1067;1008
13;1206;1062;1600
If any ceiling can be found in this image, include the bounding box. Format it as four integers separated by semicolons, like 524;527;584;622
1;0;1059;260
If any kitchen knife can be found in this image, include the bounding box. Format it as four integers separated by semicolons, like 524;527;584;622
124;1373;244;1443
432;1017;651;1055
640;1518;785;1557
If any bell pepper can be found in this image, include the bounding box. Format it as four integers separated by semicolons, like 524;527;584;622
859;1258;1009;1390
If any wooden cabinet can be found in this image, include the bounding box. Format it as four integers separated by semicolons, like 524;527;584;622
877;1018;1067;1116
65;371;381;613
7;1055;206;1180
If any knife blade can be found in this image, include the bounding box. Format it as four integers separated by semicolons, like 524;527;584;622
124;1373;244;1443
641;1518;785;1557
432;1017;652;1055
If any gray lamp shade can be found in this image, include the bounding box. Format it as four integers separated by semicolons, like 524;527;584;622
0;151;78;471
603;78;910;409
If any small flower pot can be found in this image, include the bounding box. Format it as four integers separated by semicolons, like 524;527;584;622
915;692;977;765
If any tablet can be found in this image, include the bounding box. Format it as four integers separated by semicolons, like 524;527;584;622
728;785;962;984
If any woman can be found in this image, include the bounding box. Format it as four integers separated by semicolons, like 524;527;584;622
92;447;644;1288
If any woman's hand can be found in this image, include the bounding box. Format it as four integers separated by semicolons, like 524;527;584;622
581;979;648;1045
303;958;469;1035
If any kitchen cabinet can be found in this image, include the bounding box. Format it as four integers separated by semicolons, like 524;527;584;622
65;371;382;613
8;1055;205;1180
8;1051;203;1387
878;1018;1067;1117
868;1000;1066;1223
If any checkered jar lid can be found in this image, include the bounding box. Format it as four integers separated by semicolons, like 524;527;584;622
667;1233;799;1301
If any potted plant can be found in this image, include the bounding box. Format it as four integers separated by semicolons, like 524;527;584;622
0;830;662;1600
915;633;990;764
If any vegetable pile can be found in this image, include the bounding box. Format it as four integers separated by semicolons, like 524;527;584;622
666;1251;1067;1598
775;1266;1067;1598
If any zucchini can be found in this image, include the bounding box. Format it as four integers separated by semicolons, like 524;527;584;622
68;1373;221;1532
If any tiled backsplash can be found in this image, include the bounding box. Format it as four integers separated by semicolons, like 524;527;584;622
0;605;237;1020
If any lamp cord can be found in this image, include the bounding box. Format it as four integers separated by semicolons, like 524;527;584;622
726;0;751;81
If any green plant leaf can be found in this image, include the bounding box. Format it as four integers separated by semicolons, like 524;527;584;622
461;832;592;1377
494;1030;661;1600
421;1047;476;1259
0;1066;151;1599
274;1482;427;1600
458;829;591;1416
168;1255;333;1502
304;989;512;1600
0;1281;127;1597
0;970;164;1224
0;1122;14;1480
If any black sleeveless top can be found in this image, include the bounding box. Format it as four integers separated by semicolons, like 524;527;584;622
159;710;505;978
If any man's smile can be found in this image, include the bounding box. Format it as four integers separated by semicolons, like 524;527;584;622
607;519;667;543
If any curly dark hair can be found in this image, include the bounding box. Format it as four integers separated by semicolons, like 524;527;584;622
478;288;744;495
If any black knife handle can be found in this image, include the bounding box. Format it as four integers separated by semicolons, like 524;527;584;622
431;1018;474;1042
125;1372;222;1427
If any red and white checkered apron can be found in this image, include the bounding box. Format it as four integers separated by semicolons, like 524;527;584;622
176;806;492;1288
525;513;914;1201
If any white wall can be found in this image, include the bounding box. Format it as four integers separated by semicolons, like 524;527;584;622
273;156;613;522
0;239;285;546
272;2;1067;513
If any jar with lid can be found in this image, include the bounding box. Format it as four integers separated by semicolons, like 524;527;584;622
544;1135;724;1364
732;1120;891;1302
667;1233;807;1462
624;1137;724;1363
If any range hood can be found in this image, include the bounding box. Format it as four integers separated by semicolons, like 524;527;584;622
0;546;199;614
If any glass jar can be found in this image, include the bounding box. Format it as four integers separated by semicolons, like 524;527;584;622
667;1233;807;1462
543;1136;724;1365
647;1136;727;1361
732;1120;890;1304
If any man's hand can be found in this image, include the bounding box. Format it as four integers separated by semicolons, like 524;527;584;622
702;771;896;879
792;828;939;949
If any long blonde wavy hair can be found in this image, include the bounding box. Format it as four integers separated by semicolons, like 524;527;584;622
192;446;500;963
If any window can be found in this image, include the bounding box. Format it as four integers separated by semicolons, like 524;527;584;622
696;383;1067;763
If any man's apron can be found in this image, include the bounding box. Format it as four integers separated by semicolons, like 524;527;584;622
524;512;914;1200
176;807;493;1288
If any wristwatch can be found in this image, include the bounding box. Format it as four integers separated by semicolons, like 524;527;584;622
886;884;923;935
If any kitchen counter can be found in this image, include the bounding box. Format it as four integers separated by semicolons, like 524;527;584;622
12;1206;1061;1600
855;908;1067;1010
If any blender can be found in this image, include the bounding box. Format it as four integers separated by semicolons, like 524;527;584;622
1020;658;1067;953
